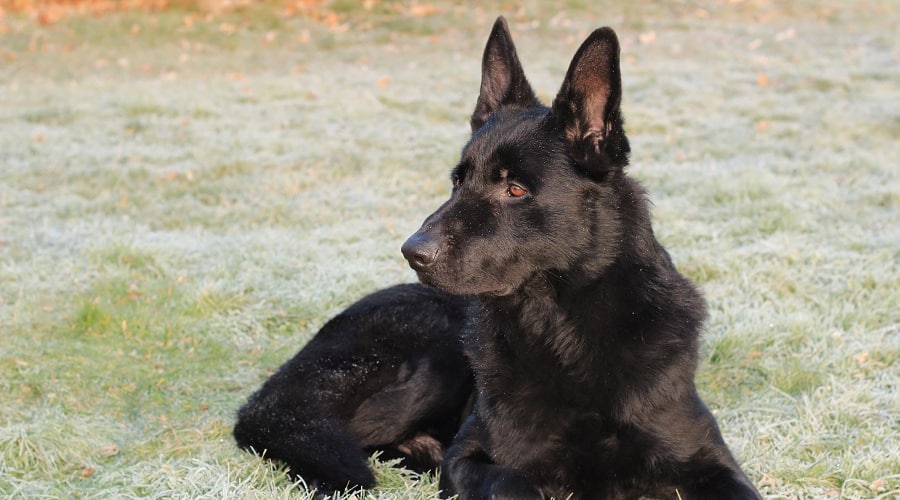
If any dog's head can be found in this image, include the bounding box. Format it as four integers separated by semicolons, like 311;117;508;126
402;17;632;296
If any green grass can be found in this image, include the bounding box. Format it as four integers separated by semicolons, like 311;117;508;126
1;0;898;498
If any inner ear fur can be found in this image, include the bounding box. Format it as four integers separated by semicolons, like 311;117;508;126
471;17;541;131
551;27;630;179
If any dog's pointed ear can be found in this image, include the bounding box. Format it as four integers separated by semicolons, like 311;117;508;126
470;17;540;131
551;27;630;179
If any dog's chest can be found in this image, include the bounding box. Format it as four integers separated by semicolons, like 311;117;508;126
468;302;610;445
467;296;602;398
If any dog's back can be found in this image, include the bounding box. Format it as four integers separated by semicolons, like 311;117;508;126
234;284;473;495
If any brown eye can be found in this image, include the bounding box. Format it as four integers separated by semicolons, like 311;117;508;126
507;183;527;198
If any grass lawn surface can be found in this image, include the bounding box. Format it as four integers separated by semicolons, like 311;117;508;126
1;1;897;498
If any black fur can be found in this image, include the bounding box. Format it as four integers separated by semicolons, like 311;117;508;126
401;17;761;500
233;284;473;496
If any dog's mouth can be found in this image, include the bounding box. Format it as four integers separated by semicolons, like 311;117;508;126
402;233;522;298
411;266;519;298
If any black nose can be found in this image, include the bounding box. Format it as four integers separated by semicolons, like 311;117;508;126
401;233;440;272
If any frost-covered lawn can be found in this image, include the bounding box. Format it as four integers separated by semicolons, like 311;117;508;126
1;1;897;498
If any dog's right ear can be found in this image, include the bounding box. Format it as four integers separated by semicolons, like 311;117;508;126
470;17;540;132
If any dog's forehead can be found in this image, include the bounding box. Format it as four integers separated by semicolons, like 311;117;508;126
461;108;558;179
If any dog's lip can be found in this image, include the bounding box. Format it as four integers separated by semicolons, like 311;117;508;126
412;270;438;288
483;285;517;297
414;273;517;298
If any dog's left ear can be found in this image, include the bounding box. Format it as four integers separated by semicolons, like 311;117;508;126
471;17;541;131
551;27;630;179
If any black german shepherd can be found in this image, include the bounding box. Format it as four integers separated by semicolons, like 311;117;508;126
235;17;759;499
400;17;760;499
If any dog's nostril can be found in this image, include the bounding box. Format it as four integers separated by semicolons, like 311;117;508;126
401;235;439;271
411;253;432;269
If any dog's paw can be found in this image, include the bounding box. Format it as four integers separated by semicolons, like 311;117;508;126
486;474;543;500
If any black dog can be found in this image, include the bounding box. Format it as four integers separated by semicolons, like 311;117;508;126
401;17;760;499
233;284;473;495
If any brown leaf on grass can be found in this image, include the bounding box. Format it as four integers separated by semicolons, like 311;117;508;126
638;31;656;45
758;473;779;488
406;3;439;17
854;352;869;365
8;0;168;25
81;467;97;478
376;75;391;87
218;22;237;35
127;282;141;301
100;445;120;457
775;28;796;42
756;73;770;87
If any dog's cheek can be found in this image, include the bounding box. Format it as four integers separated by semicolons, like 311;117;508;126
513;200;583;269
578;187;625;276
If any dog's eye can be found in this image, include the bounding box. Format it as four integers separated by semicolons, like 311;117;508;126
507;183;527;198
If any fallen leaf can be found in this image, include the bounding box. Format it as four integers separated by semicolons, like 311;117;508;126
408;3;439;17
775;28;796;42
100;445;120;457
758;474;779;488
219;22;237;35
638;31;656;45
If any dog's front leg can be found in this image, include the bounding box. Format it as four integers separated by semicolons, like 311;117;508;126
439;415;543;500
